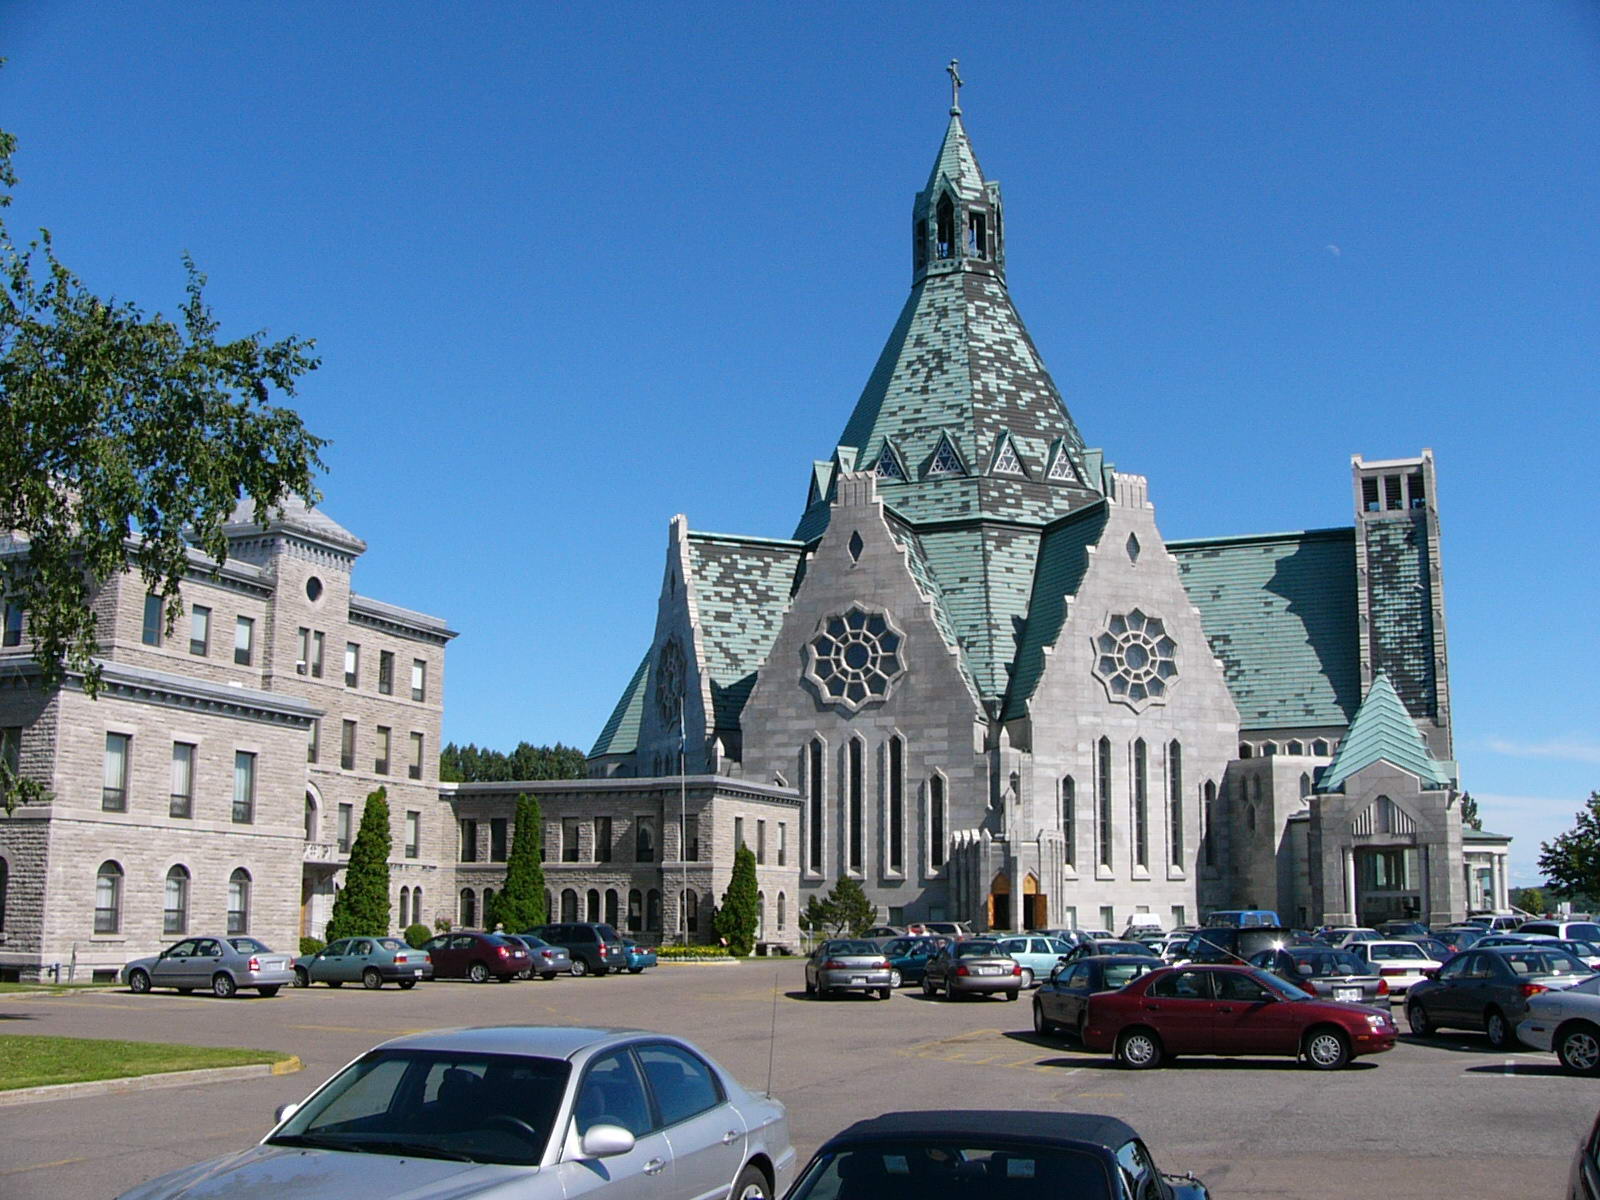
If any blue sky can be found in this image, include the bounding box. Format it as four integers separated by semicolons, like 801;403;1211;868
5;4;1596;884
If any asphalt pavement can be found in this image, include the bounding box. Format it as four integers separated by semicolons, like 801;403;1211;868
0;962;1591;1198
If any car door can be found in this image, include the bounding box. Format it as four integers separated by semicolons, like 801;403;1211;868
313;939;346;983
637;1041;743;1200
191;939;227;988
1136;968;1217;1053
420;936;451;978
561;1047;675;1200
1211;971;1302;1054
151;939;198;988
348;939;377;982
1445;953;1497;1025
1052;963;1092;1027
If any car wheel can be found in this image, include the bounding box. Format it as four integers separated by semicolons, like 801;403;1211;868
805;976;816;996
889;969;902;989
1303;1027;1351;1070
540;971;558;981
293;967;310;989
362;968;383;991
468;961;491;984
1033;999;1058;1036
1004;989;1019;1001
1115;1028;1164;1070
630;967;644;974
128;969;151;995
176;987;193;994
326;980;343;988
1407;1000;1432;1036
398;979;417;990
878;987;892;1000
1020;968;1034;989
570;958;589;978
257;985;281;998
1485;1007;1514;1050
516;969;532;980
731;1163;772;1200
1556;1023;1600;1075
212;973;237;999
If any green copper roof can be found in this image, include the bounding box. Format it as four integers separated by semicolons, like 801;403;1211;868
589;651;650;757
685;532;804;733
1170;528;1360;730
1316;672;1453;792
885;516;982;702
1002;502;1112;720
926;113;987;201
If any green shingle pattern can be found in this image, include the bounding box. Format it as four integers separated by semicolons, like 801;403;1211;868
884;515;981;701
589;651;650;757
685;533;805;733
1364;518;1438;719
1316;672;1452;793
1170;529;1360;730
926;113;987;202
1001;502;1112;720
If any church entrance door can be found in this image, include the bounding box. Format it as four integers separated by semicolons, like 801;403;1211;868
988;872;1012;931
1021;873;1046;931
1355;846;1423;926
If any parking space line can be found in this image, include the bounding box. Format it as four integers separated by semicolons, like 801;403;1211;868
0;1156;89;1176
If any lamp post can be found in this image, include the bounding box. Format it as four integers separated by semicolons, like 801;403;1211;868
679;696;689;947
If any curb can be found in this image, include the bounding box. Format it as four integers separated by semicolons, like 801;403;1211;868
0;1055;302;1107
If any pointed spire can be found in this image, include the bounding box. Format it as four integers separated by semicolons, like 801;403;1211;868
1316;673;1453;793
925;109;987;203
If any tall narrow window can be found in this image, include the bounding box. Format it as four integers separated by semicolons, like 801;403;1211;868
413;886;423;926
647;889;662;932
142;594;163;646
338;803;353;854
103;733;130;812
605;889;620;928
405;811;420;858
936;194;955;258
378;651;394;695
460;889;476;928
344;642;360;688
756;819;767;865
340;720;356;770
490;817;508;862
777;892;787;931
777;822;787;867
1203;781;1217;867
310;630;325;678
1061;776;1076;868
0;727;19;780
189;605;210;656
734;816;745;852
94;861;123;933
459;818;478;862
234;616;254;665
888;736;905;874
594;816;613;862
587;889;600;923
227;868;251;934
967;210;987;258
399;886;411;926
232;751;256;823
408;731;424;780
304;794;317;840
635;816;656;863
682;815;696;862
307;719;319;764
1168;741;1184;868
2;600;23;647
411;659;427;702
169;742;195;819
627;888;642;932
164;865;190;935
847;740;863;873
1133;740;1148;869
297;627;311;674
374;726;390;775
1097;737;1113;870
930;775;946;869
563;817;582;862
807;739;824;872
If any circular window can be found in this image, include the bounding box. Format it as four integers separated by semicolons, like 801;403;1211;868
804;607;906;711
305;576;324;602
1090;609;1178;711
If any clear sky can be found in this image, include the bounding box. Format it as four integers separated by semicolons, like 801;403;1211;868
5;4;1596;886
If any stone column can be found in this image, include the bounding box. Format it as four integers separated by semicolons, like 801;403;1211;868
1343;848;1358;925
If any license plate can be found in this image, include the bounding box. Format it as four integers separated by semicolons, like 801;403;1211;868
1335;987;1359;1002
851;976;867;985
414;968;424;976
977;966;998;975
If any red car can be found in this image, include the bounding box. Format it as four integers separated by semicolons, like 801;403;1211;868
1082;964;1397;1070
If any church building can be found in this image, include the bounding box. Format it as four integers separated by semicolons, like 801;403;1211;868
582;75;1509;935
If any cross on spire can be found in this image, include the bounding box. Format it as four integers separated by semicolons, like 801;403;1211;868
947;59;963;115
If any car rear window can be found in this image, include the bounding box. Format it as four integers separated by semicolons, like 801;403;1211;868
1504;950;1588;976
1295;952;1367;977
1103;962;1157;989
791;1143;1113;1199
1371;943;1427;961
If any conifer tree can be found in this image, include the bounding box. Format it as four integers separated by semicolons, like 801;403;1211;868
714;844;760;955
488;793;546;931
325;787;392;940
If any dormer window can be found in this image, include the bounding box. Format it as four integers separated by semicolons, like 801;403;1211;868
928;437;965;476
992;438;1022;476
873;443;905;481
967;211;987;259
936;196;955;259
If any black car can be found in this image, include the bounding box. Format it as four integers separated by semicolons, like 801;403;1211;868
1180;926;1292;965
525;921;629;976
1247;946;1387;1004
1060;939;1160;965
1034;954;1161;1041
1406;945;1593;1048
786;1110;1208;1199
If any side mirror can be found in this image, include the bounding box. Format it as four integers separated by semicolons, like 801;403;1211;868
580;1124;636;1159
273;1101;300;1125
1423;968;1439;980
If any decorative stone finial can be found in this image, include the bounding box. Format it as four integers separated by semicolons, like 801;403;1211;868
947;58;963;115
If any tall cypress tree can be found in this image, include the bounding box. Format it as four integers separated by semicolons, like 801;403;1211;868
325;787;392;940
714;844;760;955
488;793;546;931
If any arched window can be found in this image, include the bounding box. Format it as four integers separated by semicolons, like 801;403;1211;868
807;739;825;872
1060;777;1076;868
1096;738;1113;870
95;861;123;933
887;735;905;874
635;818;656;863
936;194;955;258
1132;739;1149;869
1300;772;1312;799
413;886;423;928
647;889;662;932
163;865;190;936
1168;741;1183;869
605;888;620;928
1287;740;1304;756
586;889;601;923
1203;781;1217;867
756;891;767;940
1263;742;1278;757
847;739;864;874
227;868;252;935
627;889;643;933
304;794;318;841
560;888;578;923
399;886;411;927
683;889;699;934
461;889;477;927
777;891;786;932
1312;739;1330;757
929;774;946;870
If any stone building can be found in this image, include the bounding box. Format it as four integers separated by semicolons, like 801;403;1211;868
580;89;1503;934
0;498;455;981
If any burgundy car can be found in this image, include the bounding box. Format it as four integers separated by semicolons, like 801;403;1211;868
1082;964;1397;1070
418;931;531;982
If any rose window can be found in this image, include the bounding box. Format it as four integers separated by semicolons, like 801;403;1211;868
1091;609;1178;710
805;607;906;710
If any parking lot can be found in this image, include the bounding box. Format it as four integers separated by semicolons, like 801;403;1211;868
0;960;1592;1198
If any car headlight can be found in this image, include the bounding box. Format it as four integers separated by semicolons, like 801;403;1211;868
1366;1013;1391;1029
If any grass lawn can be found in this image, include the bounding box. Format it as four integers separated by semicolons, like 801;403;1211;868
0;1034;292;1090
0;981;117;994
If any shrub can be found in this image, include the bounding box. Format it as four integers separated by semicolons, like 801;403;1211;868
325;788;392;941
403;923;431;948
657;944;731;959
489;794;546;930
299;937;325;957
714;845;760;956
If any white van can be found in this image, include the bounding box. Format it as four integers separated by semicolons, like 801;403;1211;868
1122;914;1165;938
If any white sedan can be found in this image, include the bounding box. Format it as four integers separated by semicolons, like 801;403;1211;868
1344;940;1442;995
116;1025;796;1199
1517;974;1600;1075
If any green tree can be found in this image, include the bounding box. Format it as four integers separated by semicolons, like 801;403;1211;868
1511;886;1548;916
325;788;392;940
0;128;324;728
820;878;877;937
438;741;586;783
1460;792;1483;832
487;793;546;931
1539;792;1600;903
714;844;760;955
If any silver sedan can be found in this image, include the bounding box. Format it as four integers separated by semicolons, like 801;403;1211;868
922;939;1025;1000
121;935;295;998
115;1025;797;1199
804;939;894;1000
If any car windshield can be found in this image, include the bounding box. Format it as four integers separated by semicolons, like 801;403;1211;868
825;941;879;956
1371;944;1427;961
1502;950;1589;976
789;1141;1114;1199
228;937;270;954
958;941;1002;958
269;1048;570;1165
1103;962;1157;989
1296;952;1368;977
